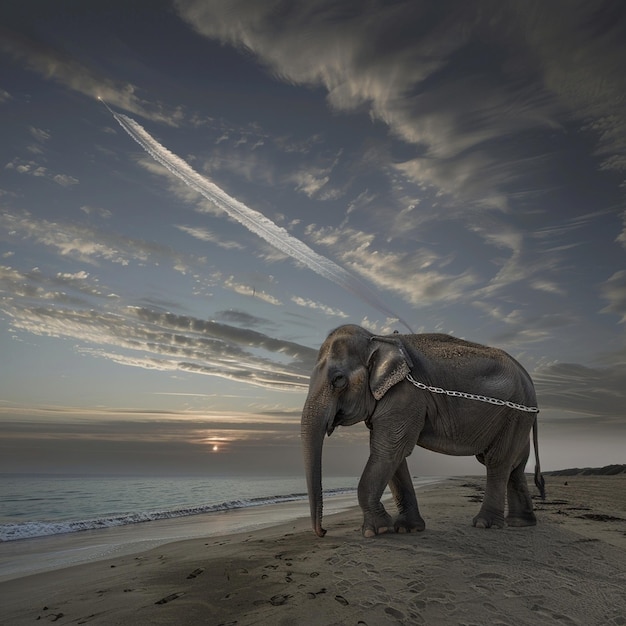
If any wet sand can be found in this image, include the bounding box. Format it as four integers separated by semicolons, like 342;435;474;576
1;475;625;625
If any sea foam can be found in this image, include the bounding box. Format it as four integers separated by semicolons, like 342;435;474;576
0;487;355;542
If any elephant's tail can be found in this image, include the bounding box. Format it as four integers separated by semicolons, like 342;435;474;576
532;415;546;500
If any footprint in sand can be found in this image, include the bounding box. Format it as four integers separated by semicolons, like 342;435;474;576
43;613;64;622
531;604;578;626
186;567;205;579
385;607;405;620
306;588;327;599
335;595;349;605
269;594;292;606
155;592;185;605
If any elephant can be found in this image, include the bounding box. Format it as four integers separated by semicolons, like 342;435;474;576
301;324;545;538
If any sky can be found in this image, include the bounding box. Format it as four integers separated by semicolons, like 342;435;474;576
1;0;625;478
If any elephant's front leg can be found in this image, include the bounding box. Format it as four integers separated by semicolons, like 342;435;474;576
389;458;425;533
358;454;396;538
359;405;424;537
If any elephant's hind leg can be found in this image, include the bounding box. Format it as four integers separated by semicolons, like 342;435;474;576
389;458;425;533
473;460;507;529
505;444;537;527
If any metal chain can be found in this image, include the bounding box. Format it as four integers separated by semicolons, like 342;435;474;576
405;373;539;413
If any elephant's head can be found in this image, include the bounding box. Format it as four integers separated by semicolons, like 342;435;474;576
301;325;413;537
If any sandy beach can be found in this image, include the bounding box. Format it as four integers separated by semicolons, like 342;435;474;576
1;475;625;626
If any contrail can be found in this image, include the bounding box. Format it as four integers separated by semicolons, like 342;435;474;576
102;100;412;332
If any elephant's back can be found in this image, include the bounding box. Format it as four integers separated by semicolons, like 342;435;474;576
404;333;536;405
406;333;506;364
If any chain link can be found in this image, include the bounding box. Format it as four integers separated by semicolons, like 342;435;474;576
405;373;539;413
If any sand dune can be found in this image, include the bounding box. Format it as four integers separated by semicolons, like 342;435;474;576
1;476;625;625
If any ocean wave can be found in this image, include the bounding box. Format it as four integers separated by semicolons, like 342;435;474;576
0;487;356;542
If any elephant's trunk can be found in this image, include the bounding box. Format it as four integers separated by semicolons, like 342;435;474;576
301;395;333;537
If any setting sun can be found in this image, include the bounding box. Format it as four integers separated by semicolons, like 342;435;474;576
212;444;219;452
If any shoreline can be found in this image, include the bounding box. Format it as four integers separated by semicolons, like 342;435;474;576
1;475;625;625
0;477;445;583
0;492;362;584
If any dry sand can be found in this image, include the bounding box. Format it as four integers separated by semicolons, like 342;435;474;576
1;475;625;625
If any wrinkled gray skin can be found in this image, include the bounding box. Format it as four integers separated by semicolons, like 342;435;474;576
301;325;545;538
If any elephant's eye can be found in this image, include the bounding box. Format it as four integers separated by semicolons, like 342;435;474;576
331;373;348;389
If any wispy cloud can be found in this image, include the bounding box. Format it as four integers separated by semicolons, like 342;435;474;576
0;264;106;304
473;300;579;348
214;309;276;329
80;205;113;220
305;223;478;307
223;276;282;306
5;157;79;187
28;126;51;143
291;296;348;319
0;403;310;474
175;0;625;215
175;224;244;250
534;361;626;427
1;265;317;390
601;270;626;323
0;210;195;271
512;3;626;175
0;26;182;125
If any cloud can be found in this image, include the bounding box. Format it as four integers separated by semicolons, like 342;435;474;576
288;163;335;198
1;261;318;391
111;109;411;328
80;205;113;219
214;309;276;329
290;296;349;319
173;1;555;209
5;158;79;187
600;270;626;323
29;126;51;142
223;276;282;306
0;210;257;320
305;223;478;306
0;26;182;125
1;266;318;390
52;173;80;187
0;264;106;304
510;2;626;174
0;406;310;474
0;210;195;271
175;224;244;250
468;221;534;297
472;300;579;347
174;0;625;216
533;360;626;428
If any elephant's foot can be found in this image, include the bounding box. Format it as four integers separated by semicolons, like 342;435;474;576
363;526;389;538
505;511;537;527
394;512;426;534
362;509;393;538
472;507;505;529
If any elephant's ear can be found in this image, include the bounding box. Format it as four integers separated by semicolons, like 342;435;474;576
368;338;414;401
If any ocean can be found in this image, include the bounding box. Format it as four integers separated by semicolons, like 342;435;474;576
0;473;443;581
0;473;361;541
